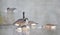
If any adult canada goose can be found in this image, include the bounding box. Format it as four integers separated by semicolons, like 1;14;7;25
13;12;38;28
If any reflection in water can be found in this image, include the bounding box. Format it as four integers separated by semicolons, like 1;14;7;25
0;24;58;35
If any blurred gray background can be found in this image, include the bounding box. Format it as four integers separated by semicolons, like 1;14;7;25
0;0;60;35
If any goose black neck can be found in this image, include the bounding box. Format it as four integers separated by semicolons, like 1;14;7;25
23;12;25;19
